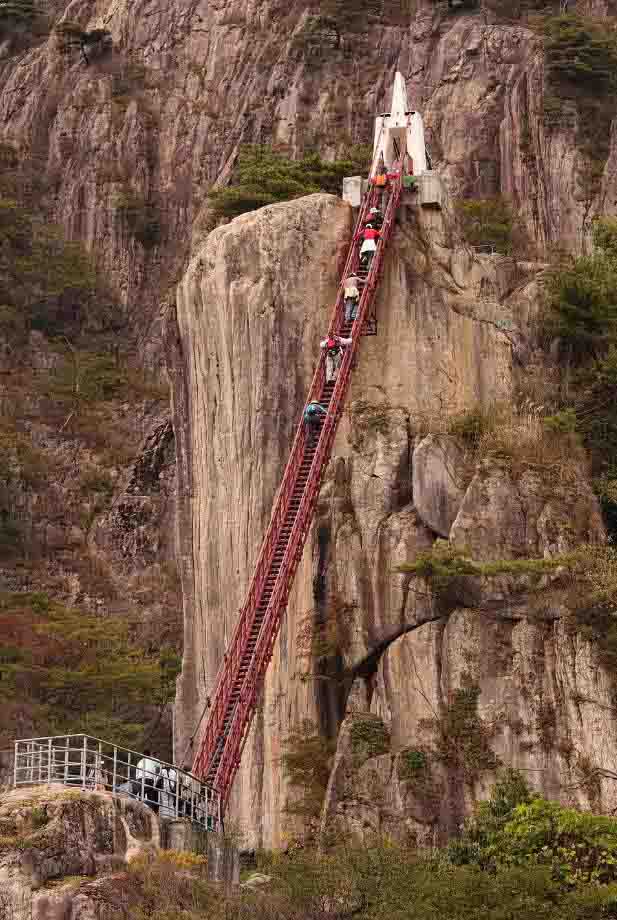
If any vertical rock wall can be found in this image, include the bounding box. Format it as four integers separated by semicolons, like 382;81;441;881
173;187;578;847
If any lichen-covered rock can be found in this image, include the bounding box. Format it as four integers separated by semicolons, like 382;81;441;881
0;787;157;920
450;461;605;561
320;703;440;848
412;434;467;537
174;185;550;847
323;604;617;844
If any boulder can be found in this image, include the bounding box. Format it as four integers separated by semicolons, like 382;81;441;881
450;461;604;561
412;434;467;537
0;786;158;920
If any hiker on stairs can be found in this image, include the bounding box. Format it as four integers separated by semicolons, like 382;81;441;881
321;334;352;383
357;223;380;270
366;206;383;230
304;401;327;440
344;275;361;323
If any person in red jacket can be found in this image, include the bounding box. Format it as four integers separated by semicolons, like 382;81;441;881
356;223;381;270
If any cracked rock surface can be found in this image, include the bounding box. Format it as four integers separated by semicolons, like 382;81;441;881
173;187;611;847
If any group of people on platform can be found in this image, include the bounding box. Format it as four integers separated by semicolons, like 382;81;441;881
85;748;215;826
302;205;384;438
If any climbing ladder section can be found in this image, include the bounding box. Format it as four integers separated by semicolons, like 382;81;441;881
192;165;405;809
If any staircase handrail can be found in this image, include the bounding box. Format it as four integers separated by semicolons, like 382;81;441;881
206;168;403;802
193;181;379;771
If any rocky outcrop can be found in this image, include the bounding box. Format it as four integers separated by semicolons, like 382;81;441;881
0;786;158;920
320;449;608;844
412;435;467;537
450;461;605;561
174;184;560;846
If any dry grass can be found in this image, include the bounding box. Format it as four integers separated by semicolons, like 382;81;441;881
474;402;586;482
431;401;589;485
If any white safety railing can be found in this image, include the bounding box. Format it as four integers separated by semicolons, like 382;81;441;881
13;735;221;831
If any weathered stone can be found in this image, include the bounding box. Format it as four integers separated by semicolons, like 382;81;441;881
450;461;605;561
412;434;467;537
0;787;158;920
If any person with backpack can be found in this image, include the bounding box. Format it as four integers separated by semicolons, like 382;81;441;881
320;334;352;383
135;749;160;814
358;223;380;270
344;275;360;323
304;401;327;440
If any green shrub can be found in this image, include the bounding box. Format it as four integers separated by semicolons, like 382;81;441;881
452;771;617;886
0;591;179;750
79;467;115;496
281;720;335;822
208;144;372;220
456;196;516;254
447;406;495;445
114;189;161;248
398;541;562;590
541;14;617;201
424;682;500;781
350;715;390;764
397;749;436;798
0;189;114;343
544;254;617;360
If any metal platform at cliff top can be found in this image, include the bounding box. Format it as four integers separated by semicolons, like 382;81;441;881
12;735;221;831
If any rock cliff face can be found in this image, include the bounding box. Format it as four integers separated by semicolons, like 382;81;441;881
3;0;617;854
173;179;613;848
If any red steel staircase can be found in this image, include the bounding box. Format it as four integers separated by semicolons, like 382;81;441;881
192;165;405;809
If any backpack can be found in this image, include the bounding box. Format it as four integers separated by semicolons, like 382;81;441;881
326;338;340;355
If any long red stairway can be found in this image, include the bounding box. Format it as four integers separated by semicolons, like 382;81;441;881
192;165;405;810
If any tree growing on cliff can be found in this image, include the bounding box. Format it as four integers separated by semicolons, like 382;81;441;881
208;144;372;220
281;719;335;825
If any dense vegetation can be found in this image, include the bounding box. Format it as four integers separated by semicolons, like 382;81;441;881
0;141;175;754
456;196;517;254
541;218;617;530
208;144;371;219
0;591;180;750
85;774;617;920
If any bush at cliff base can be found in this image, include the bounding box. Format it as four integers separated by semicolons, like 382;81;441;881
449;770;617;886
239;773;617;920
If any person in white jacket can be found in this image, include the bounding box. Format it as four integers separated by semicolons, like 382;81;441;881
135;749;160;813
320;335;352;383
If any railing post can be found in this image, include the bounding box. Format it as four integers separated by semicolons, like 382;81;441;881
47;738;52;785
13;741;18;787
64;738;69;785
81;736;87;789
112;745;117;795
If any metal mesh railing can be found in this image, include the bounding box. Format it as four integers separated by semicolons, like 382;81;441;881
13;735;221;831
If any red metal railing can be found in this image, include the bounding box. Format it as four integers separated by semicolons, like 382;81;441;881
192;164;404;807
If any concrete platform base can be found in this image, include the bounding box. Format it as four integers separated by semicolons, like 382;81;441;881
161;819;240;887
